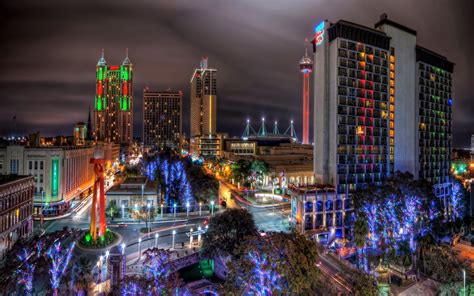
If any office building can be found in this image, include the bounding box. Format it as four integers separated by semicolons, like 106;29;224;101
190;57;217;138
190;57;220;157
0;175;34;253
94;49;133;145
143;89;182;150
313;14;454;200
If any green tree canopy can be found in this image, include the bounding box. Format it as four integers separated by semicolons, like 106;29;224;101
202;208;258;257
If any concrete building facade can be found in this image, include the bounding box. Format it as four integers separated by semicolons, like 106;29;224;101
0;146;95;216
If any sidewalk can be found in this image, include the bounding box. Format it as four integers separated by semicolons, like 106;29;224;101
108;210;216;224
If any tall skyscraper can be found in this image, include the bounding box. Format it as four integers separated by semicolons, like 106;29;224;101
190;57;217;138
143;89;182;150
190;57;221;157
299;47;313;144
313;14;454;200
93;49;133;145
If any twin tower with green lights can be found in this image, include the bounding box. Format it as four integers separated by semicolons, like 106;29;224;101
94;49;133;145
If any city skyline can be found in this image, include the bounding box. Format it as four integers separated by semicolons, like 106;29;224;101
1;0;473;147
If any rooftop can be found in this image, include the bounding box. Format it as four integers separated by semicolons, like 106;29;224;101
0;174;33;186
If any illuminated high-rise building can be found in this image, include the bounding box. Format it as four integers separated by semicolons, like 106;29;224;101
313;14;454;200
299;47;313;144
190;57;217;138
143;89;182;150
93;49;133;145
190;57;220;156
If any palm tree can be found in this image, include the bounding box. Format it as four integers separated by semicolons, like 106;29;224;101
417;233;434;273
354;216;369;270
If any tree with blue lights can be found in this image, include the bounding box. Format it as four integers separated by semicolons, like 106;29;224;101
46;241;76;296
142;153;195;209
16;248;35;296
448;180;466;222
352;172;444;268
142;248;179;293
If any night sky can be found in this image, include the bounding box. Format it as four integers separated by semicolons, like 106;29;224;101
1;0;473;148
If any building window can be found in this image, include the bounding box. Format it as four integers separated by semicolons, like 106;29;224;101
40;161;44;170
10;159;19;174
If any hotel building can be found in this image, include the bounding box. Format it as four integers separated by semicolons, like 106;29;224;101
292;14;454;237
143;89;182;150
93;50;133;146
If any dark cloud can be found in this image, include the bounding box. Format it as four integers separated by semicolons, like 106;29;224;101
0;0;472;147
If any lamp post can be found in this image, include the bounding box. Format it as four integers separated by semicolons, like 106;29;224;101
121;204;125;219
211;200;215;216
186;202;190;218
98;255;104;283
199;202;202;216
189;228;193;248
160;204;163;219
138;238;142;260
121;243;126;255
463;269;466;296
147;203;151;237
172;230;176;249
155;233;159;248
173;204;177;219
198;226;202;244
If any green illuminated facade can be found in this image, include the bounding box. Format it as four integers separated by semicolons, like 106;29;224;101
94;50;133;145
50;158;59;199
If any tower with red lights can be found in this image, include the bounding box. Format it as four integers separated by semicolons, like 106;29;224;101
299;47;313;145
94;49;133;145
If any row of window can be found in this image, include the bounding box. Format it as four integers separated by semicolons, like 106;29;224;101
418;63;452;80
337;164;385;175
339;40;389;59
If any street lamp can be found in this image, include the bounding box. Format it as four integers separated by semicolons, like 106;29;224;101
199;202;202;216
121;204;125;219
211;200;215;216
173;204;177;219
147;203;151;236
186;202;190;218
121;242;126;255
160;204;164;219
463;269;466;296
138;238;142;260
197;226;202;244
155;233;159;248
98;255;104;283
172;230;176;249
189;228;194;248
